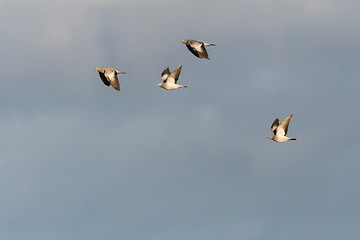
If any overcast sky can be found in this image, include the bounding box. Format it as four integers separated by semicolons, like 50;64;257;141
1;0;360;239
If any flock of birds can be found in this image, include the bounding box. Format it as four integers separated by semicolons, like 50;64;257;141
95;39;296;143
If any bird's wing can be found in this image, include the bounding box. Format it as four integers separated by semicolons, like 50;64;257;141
98;72;110;86
277;114;293;136
110;75;120;91
106;70;120;91
161;67;171;82
192;41;209;59
166;65;182;84
186;44;200;58
271;118;279;135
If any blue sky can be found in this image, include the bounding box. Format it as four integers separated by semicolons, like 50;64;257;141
1;0;360;239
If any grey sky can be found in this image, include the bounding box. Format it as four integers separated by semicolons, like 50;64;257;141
1;0;360;239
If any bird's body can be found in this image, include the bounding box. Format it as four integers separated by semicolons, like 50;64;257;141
157;65;187;90
160;81;186;90
182;39;215;59
268;114;296;143
269;135;294;143
95;67;126;91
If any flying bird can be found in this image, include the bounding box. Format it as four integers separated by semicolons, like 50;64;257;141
95;67;126;91
157;65;187;90
268;114;297;142
182;39;215;59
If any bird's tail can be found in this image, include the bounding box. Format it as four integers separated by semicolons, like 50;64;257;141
290;138;297;140
204;43;215;46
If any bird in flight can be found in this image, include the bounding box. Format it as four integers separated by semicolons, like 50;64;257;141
157;65;187;90
182;39;215;59
268;114;297;142
95;67;126;91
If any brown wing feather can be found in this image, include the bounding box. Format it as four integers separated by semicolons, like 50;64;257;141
278;114;293;136
186;44;200;58
167;65;182;84
197;43;210;59
271;118;279;134
161;67;171;82
110;74;120;91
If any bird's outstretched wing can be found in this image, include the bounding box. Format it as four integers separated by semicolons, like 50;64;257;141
271;118;279;135
277;114;293;136
106;70;120;91
191;41;209;59
161;67;171;82
186;44;200;58
166;65;182;84
110;75;120;91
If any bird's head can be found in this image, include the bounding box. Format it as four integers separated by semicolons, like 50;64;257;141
181;40;188;44
157;83;163;87
95;67;104;73
268;135;274;140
